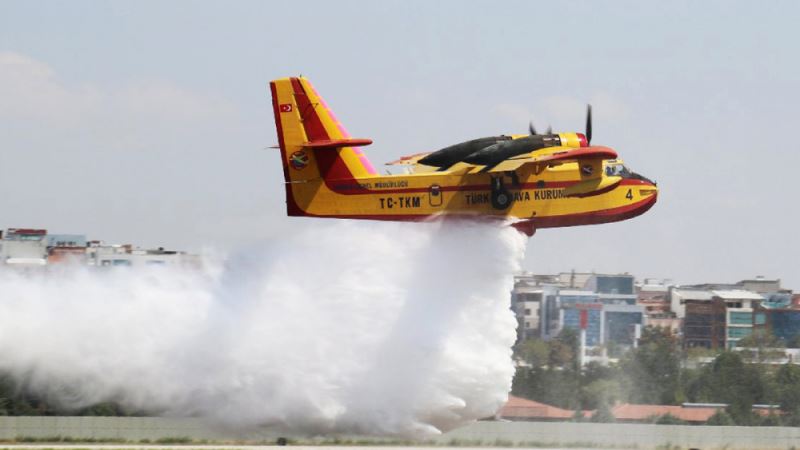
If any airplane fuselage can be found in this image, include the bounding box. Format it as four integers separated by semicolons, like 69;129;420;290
287;160;657;233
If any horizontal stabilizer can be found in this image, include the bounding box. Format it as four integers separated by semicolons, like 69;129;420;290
385;152;431;165
304;138;373;149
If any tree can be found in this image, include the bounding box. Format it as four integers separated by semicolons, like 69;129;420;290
590;399;615;423
620;326;681;404
511;366;580;410
787;335;800;349
0;375;12;416
774;364;800;418
759;411;782;427
515;339;549;368
688;351;766;425
81;402;124;416
737;330;785;363
706;409;735;426
549;328;579;369
581;379;623;410
653;413;687;425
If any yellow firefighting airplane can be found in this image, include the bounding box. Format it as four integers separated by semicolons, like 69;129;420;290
270;77;657;236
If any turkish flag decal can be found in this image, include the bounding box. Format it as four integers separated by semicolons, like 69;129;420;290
279;104;293;113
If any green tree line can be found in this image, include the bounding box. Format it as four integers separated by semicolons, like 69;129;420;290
512;327;800;426
0;374;141;417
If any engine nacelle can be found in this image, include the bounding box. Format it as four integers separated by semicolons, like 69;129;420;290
557;132;589;148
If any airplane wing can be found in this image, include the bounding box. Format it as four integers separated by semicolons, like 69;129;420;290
387;145;618;178
484;146;618;173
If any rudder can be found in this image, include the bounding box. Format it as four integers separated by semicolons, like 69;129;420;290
270;77;376;184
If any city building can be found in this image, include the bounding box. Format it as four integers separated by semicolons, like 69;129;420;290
715;290;764;349
567;274;643;347
638;279;681;333
670;287;715;319
513;271;799;354
0;228;49;267
512;272;645;351
738;276;784;295
754;296;800;346
637;278;674;316
1;227;199;270
86;242;199;267
585;273;635;297
511;273;560;342
46;233;89;264
46;234;87;248
556;271;595;289
679;289;766;349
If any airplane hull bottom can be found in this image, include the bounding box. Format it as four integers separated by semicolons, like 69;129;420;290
286;193;657;238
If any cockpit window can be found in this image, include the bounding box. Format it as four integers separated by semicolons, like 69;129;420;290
605;163;631;177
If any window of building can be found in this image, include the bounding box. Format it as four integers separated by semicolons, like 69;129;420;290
729;311;753;325
754;313;766;325
596;277;634;295
524;308;531;315
728;327;752;339
770;311;800;342
685;326;712;338
687;340;711;349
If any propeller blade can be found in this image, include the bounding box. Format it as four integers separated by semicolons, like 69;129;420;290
529;121;537;135
586;104;593;144
546;125;552;134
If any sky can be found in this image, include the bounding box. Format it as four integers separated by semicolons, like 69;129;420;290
2;0;800;287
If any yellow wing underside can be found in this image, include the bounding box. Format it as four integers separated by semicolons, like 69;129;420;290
387;144;595;174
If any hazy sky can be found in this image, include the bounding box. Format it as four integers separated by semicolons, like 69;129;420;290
2;1;799;287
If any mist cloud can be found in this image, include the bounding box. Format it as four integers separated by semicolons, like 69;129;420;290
0;220;524;436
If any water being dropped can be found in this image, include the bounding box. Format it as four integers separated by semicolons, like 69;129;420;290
0;220;526;436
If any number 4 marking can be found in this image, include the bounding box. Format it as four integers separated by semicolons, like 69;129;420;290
625;189;633;200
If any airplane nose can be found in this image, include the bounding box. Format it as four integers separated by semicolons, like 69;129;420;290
629;171;656;186
638;178;658;199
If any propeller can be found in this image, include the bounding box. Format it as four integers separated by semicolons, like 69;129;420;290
528;122;553;136
530;104;591;141
585;104;593;144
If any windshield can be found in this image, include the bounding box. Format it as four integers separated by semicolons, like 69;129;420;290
605;163;631;177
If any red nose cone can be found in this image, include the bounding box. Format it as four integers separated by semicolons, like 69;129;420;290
576;133;588;147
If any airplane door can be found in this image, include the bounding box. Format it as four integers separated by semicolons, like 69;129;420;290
429;184;443;207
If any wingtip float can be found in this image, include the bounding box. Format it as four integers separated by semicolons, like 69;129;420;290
269;76;657;237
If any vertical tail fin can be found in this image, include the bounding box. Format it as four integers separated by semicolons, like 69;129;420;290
270;77;377;184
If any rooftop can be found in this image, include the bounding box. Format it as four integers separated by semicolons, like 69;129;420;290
611;403;718;423
671;288;715;300
497;395;575;420
712;289;765;301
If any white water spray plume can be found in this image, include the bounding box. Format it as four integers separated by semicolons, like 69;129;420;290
0;220;526;436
